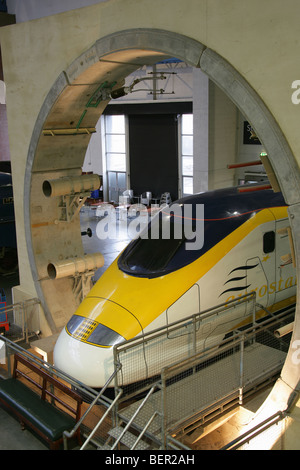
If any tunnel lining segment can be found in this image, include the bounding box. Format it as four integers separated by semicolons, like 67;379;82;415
24;27;300;406
200;48;300;207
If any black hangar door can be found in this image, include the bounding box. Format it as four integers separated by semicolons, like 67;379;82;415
128;114;179;202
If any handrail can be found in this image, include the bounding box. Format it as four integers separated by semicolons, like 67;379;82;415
1;295;294;451
110;382;161;450
0;334;123;451
220;411;284;450
0;335;100;403
113;293;257;400
160;307;293;380
131;410;160;450
80;388;123;450
158;307;293;445
0;298;41;343
165;435;192;450
115;293;257;352
63;362;122;449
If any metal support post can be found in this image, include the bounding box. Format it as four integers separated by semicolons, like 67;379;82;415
239;336;245;405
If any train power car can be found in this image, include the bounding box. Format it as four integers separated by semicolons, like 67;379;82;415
54;187;296;387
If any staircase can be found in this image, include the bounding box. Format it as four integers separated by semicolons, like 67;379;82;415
78;305;293;451
97;384;163;450
103;425;151;450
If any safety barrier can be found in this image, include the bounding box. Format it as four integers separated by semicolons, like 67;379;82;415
221;411;286;450
0;334;117;450
0;298;41;345
0;294;294;450
109;297;294;449
160;310;292;441
113;293;257;398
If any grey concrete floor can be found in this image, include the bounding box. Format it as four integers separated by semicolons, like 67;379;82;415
80;205;132;281
0;406;48;450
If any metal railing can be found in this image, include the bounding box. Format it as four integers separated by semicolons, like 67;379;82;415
220;411;285;450
65;364;122;450
113;293;257;400
78;387;123;450
160;308;293;442
0;294;295;451
110;383;161;450
0;298;125;450
0;334;119;449
0;298;41;344
111;300;293;449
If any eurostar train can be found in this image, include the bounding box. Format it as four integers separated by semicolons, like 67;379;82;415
54;187;297;387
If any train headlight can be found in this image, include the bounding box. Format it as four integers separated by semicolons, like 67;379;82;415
66;314;125;347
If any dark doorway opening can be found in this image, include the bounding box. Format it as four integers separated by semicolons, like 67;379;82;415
129;113;179;201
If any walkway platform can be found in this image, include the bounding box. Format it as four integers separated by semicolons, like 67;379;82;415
113;342;286;449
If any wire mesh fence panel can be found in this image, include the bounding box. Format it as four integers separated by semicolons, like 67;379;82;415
0;296;294;450
115;323;196;397
161;344;243;433
0;298;41;343
241;312;293;392
116;340;150;392
160;310;292;438
115;294;257;399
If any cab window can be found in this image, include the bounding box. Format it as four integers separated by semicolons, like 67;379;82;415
263;231;275;253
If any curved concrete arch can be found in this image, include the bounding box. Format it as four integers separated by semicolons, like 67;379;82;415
25;28;299;414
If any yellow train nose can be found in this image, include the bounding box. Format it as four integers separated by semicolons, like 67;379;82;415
71;296;143;342
53;298;144;387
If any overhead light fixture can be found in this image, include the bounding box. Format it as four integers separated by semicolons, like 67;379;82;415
110;87;131;99
110;73;167;99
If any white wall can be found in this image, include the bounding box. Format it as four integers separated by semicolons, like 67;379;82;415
82;64;250;194
5;0;253;194
81;118;103;176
